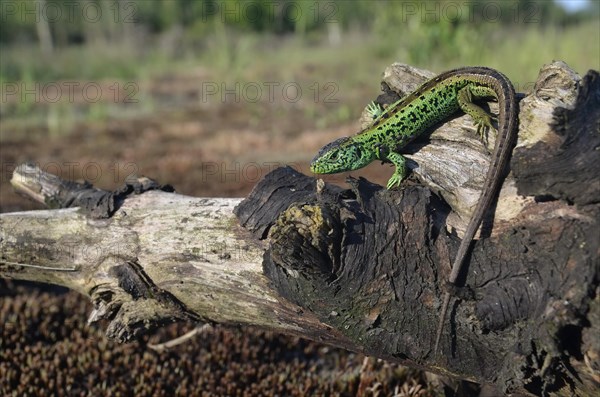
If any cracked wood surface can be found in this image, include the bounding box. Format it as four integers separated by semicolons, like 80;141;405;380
1;176;351;348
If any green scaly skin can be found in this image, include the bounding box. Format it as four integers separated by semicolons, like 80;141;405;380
310;66;518;356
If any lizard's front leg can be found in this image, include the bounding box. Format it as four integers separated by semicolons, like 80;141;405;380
365;101;384;120
384;152;407;189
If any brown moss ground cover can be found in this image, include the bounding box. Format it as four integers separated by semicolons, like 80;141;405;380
0;280;430;396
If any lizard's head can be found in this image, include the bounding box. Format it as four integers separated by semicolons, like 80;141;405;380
310;137;374;174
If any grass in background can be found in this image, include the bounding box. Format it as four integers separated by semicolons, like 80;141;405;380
1;10;598;140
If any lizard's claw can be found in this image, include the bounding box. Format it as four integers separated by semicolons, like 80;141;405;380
386;173;403;190
475;115;496;146
366;102;384;120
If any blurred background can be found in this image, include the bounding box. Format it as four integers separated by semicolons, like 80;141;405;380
1;0;599;395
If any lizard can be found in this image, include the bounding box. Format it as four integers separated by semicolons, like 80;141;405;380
309;66;518;355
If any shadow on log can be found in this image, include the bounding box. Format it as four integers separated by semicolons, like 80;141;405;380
1;62;599;396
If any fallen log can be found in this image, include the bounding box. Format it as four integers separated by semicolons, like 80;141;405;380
1;62;598;396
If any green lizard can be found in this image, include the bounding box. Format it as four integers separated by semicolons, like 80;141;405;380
310;66;518;355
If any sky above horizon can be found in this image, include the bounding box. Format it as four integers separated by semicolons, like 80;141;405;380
555;0;592;12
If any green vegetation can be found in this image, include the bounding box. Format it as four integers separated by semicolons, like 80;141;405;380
0;0;598;135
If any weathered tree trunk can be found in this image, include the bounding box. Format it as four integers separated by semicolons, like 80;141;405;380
1;62;598;396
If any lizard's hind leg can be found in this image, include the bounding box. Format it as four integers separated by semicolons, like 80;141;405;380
457;86;497;145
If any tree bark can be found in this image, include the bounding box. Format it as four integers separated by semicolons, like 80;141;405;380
1;62;598;396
